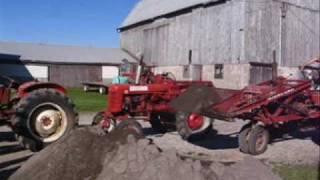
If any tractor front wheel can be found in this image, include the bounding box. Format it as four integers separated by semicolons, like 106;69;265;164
13;89;78;151
116;120;144;137
92;112;116;133
176;111;212;140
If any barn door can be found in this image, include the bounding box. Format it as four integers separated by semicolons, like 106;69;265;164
49;65;102;88
249;62;273;84
143;25;169;65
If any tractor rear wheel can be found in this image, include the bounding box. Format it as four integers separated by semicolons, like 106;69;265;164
247;126;270;155
116;120;144;137
176;111;212;140
150;112;175;133
13;89;78;151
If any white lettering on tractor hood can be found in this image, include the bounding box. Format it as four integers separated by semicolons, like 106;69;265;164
129;86;149;91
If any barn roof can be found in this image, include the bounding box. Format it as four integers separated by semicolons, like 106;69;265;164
0;41;136;65
121;0;220;29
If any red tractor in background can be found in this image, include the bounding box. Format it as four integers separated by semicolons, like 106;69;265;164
0;76;78;151
172;57;320;155
92;60;214;138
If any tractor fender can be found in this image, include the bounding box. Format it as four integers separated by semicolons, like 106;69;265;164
18;81;67;98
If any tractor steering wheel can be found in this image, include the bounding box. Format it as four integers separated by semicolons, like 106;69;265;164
162;72;176;81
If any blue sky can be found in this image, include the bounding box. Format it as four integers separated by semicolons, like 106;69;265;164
0;0;138;47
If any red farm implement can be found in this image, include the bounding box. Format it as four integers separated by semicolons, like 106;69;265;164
92;61;215;138
172;58;320;155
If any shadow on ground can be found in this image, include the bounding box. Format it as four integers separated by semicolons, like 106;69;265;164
0;155;31;179
0;145;25;156
0;156;31;169
189;130;239;150
0;130;31;179
271;127;320;146
188;127;320;151
0;132;16;143
0;167;20;180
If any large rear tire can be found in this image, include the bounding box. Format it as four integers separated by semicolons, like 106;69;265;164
13;89;78;151
176;111;212;140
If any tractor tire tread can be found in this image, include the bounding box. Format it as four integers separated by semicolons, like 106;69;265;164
13;88;78;151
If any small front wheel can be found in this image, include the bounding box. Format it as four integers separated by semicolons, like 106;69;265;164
92;112;116;133
116;120;144;137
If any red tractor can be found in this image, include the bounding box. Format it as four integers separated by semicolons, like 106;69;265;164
0;76;78;151
172;58;320;155
93;62;214;138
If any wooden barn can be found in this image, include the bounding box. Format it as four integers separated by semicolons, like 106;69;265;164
0;41;135;87
119;0;320;90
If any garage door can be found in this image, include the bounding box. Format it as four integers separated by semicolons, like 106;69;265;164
49;65;102;88
249;63;273;84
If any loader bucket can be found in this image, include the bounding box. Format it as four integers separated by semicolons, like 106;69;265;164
170;85;223;113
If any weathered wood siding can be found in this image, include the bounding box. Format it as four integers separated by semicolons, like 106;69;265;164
245;0;320;66
49;65;102;88
121;0;319;67
121;1;246;66
282;0;319;66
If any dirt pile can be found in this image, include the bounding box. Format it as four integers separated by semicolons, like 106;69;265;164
9;127;281;180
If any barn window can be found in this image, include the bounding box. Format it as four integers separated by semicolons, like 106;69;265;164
214;64;224;79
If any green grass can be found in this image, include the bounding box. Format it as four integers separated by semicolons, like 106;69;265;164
68;88;107;112
273;164;319;180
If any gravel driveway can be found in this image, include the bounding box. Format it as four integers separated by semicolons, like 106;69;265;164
0;113;319;179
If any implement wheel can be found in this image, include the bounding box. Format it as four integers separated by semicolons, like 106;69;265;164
238;124;252;154
247;126;270;155
176;111;212;140
13;89;78;151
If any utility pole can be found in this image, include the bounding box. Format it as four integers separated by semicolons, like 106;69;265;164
279;2;288;66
